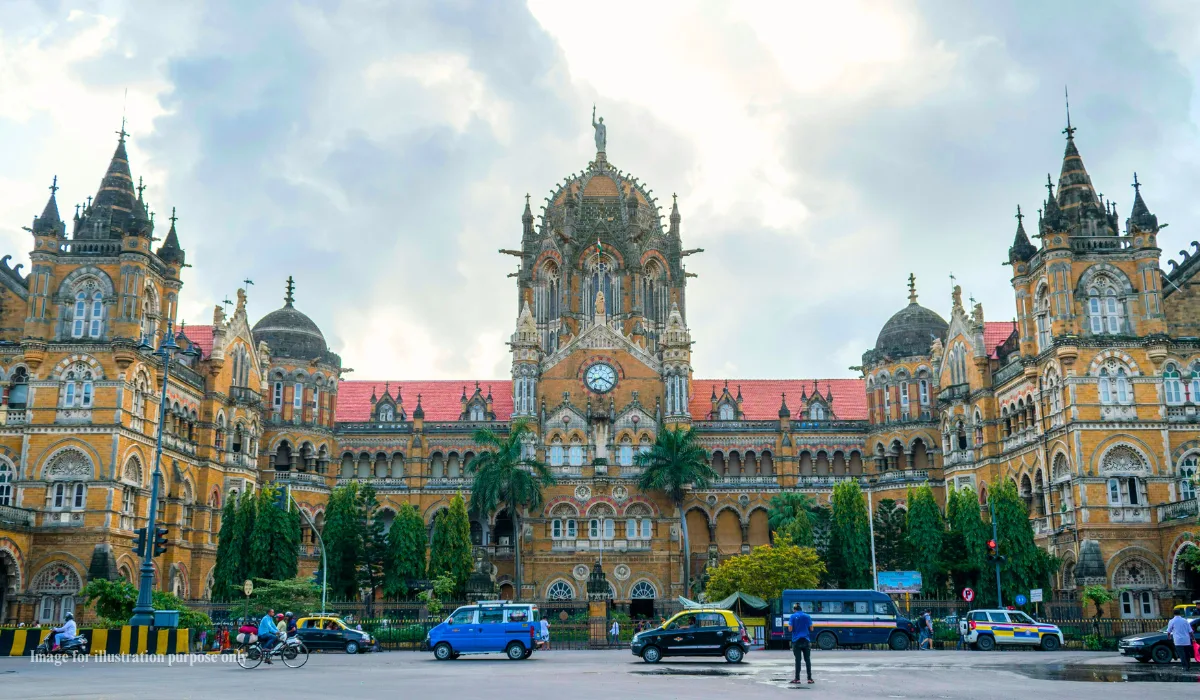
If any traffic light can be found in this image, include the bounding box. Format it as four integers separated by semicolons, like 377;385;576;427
273;485;290;511
153;527;169;556
986;539;997;562
133;527;147;557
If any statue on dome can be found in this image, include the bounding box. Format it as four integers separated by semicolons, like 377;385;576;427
592;104;606;153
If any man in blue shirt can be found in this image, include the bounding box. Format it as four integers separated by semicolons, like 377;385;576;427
257;609;277;664
788;603;814;684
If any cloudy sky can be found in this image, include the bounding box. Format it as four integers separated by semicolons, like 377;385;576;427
2;0;1200;383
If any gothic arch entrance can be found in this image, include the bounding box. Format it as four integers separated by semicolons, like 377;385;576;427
0;550;16;624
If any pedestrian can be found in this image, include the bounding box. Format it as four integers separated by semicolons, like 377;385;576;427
609;619;620;646
1166;608;1195;670
540;617;551;650
919;610;934;650
787;603;814;685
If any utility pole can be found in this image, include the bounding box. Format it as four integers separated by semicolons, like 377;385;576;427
988;498;1003;606
867;487;878;591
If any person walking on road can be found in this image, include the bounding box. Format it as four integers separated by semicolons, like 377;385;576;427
919;610;934;650
609;620;620;646
540;617;551;650
1166;609;1195;670
788;603;814;685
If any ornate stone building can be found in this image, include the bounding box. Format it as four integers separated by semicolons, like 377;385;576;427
0;116;1198;623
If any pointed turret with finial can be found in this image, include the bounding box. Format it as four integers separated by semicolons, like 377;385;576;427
1008;205;1036;265
32;175;65;237
156;206;186;266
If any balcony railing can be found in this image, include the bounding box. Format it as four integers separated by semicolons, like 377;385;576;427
1070;235;1131;253
793;475;861;489
1108;506;1151;524
0;503;34;528
1100;404;1137;422
60;239;122;255
276;471;326;486
4;409;26;425
876;469;929;484
1158;498;1198;523
713;475;779;488
426;477;470;489
943;449;976;467
229;387;262;405
475;544;513;559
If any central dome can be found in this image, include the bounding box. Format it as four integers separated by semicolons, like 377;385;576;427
874;301;948;358
251;278;333;363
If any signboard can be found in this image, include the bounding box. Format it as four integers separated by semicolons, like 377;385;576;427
962;587;975;602
243;579;254;597
876;571;923;594
1014;594;1028;606
1030;589;1043;603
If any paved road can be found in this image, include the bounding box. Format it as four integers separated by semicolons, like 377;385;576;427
1;649;1197;699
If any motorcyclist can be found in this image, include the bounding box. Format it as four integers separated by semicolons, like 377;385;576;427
285;612;298;637
51;612;77;652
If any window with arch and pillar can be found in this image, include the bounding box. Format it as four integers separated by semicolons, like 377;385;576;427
1085;277;1126;335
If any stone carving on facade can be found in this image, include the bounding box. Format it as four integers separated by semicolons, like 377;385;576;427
43;449;92;481
1099;445;1149;475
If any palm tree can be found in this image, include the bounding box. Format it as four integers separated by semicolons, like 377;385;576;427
467;418;554;601
636;426;717;596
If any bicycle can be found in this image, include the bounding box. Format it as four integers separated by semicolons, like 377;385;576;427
236;635;309;669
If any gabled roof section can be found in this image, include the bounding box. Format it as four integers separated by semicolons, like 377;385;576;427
689;379;866;421
337;380;514;422
983;321;1017;360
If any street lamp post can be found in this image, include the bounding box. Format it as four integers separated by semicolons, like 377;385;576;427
130;323;199;626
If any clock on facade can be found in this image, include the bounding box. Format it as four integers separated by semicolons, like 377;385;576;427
584;362;617;393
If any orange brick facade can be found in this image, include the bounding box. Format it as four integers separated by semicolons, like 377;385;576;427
0;123;1198;623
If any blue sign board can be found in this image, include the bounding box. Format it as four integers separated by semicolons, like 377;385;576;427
1015;594;1028;606
876;571;923;594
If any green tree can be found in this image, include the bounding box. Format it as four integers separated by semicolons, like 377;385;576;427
808;505;833;573
636;426;717;596
81;579;211;629
468;419;555;600
384;503;427;600
989;480;1058;606
873;498;909;572
767;492;815;547
323;482;366;599
428;493;473;596
828;480;872;589
906;485;945;594
704;535;826;601
356;483;388;603
944;487;988;596
248;484;301;581
210;495;243;601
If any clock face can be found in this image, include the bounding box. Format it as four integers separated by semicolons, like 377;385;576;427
584;362;617;393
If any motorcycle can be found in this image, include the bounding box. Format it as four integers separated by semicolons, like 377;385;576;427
35;634;89;657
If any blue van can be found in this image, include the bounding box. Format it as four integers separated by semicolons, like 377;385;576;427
769;589;916;651
427;601;540;660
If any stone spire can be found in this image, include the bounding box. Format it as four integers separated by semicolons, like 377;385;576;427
778;393;790;418
32;175;65;236
284;276;295;307
522;193;534;239
669;193;681;237
79;124;146;239
906;273;918;305
1054;113;1113;236
156;206;185;265
1127;172;1158;233
1008;204;1036;264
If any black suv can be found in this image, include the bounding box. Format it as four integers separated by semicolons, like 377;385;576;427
631;609;750;663
1118;617;1199;663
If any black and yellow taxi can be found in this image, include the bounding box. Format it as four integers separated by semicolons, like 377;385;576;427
294;615;375;654
631;609;751;663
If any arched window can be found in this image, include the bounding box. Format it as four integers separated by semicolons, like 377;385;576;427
898;380;910;416
68;286;105;339
379;404;394;422
549;438;564;467
468;404;485;421
1098;368;1113;405
547;580;575;601
1180;455;1197;502
1086;278;1125;335
1190;362;1200;403
0;461;11;506
1035;288;1051;351
618;437;633;466
810;404;825;420
1164;365;1184;405
272;381;283;410
630;581;657;599
1115;368;1132;404
568;438;583;467
918;376;930;406
718;403;735;420
8;367;28;409
293;382;304;410
638;435;651;457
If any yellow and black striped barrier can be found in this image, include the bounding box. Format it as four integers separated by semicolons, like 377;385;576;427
0;627;190;655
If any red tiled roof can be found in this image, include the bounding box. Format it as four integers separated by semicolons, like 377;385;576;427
983;321;1017;359
181;324;215;358
689;379;867;421
336;380;514;422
